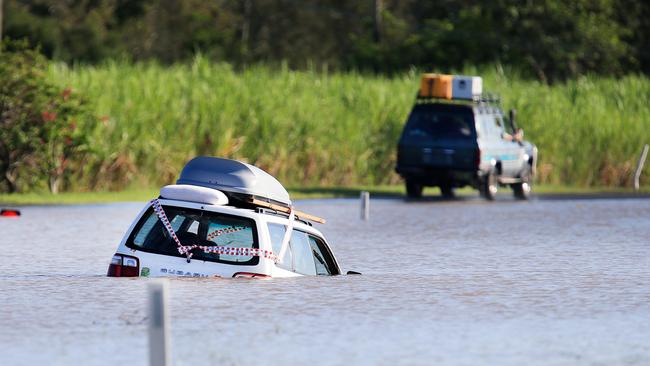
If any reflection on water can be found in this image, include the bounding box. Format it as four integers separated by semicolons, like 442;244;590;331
1;197;649;365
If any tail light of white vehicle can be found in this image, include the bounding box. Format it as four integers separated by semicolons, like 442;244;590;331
107;253;140;277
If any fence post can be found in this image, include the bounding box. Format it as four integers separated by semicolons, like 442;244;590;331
149;280;171;366
360;191;369;220
634;144;649;191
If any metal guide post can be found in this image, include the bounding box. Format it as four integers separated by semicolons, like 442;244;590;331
634;144;649;191
149;280;171;366
360;191;370;220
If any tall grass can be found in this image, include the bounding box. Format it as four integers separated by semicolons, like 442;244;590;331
46;57;650;190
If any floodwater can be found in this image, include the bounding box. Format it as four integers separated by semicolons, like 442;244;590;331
1;195;649;365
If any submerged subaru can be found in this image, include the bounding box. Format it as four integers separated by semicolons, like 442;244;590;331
396;74;537;200
107;157;341;278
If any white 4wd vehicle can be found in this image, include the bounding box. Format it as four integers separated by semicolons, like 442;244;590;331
107;157;341;278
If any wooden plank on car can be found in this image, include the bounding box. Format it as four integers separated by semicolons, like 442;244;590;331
248;198;326;224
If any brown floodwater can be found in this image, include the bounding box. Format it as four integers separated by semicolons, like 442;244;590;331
1;195;649;365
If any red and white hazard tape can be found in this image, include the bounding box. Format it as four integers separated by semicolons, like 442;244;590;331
151;199;188;257
150;199;278;262
178;245;277;261
206;226;246;241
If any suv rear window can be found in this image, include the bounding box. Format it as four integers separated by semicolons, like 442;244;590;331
126;205;259;265
403;105;475;140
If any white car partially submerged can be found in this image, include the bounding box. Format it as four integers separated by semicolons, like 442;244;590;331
107;156;341;278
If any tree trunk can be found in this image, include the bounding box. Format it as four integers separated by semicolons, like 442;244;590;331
373;0;382;43
4;170;17;193
241;0;252;61
0;0;4;43
49;173;61;194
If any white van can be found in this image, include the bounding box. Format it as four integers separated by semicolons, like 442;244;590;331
107;157;341;278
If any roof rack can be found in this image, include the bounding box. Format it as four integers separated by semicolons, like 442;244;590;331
415;91;501;107
254;207;313;226
472;92;501;105
248;197;325;224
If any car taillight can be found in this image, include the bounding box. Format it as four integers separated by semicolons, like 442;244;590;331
475;148;482;168
107;253;140;277
232;272;270;279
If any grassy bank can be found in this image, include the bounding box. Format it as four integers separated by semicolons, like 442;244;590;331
2;185;649;205
35;58;650;191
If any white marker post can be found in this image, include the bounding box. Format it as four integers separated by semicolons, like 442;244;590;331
360;191;370;220
149;280;171;366
634;144;649;192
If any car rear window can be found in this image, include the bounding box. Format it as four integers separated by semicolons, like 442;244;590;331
403;105;475;140
126;205;259;265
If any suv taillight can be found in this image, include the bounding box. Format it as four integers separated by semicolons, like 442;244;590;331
475;148;482;168
107;253;140;277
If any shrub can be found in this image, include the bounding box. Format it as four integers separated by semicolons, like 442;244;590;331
0;40;91;193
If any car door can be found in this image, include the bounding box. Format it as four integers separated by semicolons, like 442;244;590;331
493;113;519;176
268;223;339;276
501;113;526;176
478;113;502;171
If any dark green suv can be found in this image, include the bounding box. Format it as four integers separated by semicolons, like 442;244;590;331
395;96;537;200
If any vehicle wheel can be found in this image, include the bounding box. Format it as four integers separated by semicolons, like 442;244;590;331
440;184;454;198
512;168;532;200
480;171;498;201
405;180;423;198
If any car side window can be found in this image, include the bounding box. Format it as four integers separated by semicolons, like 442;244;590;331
502;116;514;135
268;223;292;270
494;115;505;135
134;214;158;245
481;115;495;140
308;235;332;275
170;214;186;231
291;231;317;275
267;224;330;276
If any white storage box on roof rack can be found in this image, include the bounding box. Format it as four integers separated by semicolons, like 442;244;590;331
160;184;229;205
452;75;482;100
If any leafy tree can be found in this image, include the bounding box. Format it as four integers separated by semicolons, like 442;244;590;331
2;0;648;81
0;40;91;193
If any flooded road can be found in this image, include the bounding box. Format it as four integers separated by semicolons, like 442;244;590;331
1;196;649;365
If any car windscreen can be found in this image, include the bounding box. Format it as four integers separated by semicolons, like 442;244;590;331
403;105;476;140
126;205;259;265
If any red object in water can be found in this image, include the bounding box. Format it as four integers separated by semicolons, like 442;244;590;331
0;209;21;217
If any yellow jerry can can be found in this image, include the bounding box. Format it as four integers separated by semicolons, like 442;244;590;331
419;74;453;99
